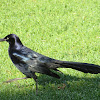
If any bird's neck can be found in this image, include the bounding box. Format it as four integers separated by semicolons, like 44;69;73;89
9;38;23;50
9;42;23;50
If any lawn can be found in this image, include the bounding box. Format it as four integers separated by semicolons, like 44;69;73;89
0;0;100;100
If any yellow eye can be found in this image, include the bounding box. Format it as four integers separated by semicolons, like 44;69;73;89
6;37;9;40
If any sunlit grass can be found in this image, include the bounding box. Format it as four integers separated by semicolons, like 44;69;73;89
0;0;100;100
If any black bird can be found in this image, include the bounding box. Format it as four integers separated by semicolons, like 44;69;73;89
0;34;100;92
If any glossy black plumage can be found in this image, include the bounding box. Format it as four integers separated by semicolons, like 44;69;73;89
0;34;100;92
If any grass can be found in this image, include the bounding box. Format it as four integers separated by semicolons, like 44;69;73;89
0;0;100;100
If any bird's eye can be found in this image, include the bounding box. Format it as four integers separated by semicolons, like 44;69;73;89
6;37;9;41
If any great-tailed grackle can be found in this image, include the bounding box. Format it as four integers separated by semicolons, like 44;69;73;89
0;34;100;93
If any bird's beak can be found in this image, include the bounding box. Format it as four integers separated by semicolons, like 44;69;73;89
0;38;6;42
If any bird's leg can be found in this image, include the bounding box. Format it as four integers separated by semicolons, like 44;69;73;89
3;77;29;83
33;74;38;94
35;79;38;93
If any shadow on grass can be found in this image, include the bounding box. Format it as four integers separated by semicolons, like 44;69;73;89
0;71;100;100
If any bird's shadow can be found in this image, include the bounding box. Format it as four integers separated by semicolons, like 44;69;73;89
37;72;100;86
0;71;100;99
2;71;100;88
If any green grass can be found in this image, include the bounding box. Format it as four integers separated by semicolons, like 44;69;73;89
0;0;100;100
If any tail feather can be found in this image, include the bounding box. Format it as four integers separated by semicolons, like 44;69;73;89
54;61;100;74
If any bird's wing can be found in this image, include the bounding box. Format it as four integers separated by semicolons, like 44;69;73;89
13;52;38;62
12;51;60;78
12;52;47;71
13;53;30;62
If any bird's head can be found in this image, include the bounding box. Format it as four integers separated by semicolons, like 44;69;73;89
0;34;23;47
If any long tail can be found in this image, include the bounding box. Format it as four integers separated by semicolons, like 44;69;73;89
53;60;100;74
